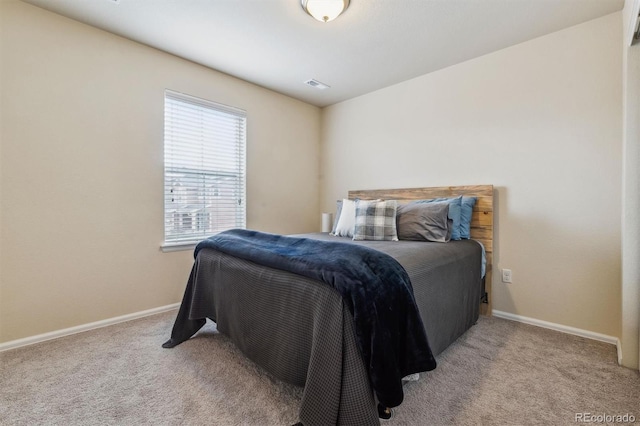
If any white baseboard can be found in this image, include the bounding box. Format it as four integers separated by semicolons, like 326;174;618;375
0;303;180;353
616;339;623;366
492;310;622;364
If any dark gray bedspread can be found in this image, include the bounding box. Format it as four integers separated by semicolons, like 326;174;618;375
306;234;483;357
166;233;482;426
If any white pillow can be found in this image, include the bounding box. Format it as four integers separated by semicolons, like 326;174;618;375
332;199;357;237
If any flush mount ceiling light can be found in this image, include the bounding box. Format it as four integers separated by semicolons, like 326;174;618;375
301;0;350;23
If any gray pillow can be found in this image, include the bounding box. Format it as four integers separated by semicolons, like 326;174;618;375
396;202;452;242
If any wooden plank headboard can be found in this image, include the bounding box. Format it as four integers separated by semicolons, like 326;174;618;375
348;185;494;315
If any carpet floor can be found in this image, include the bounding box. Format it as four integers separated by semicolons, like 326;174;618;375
1;310;638;425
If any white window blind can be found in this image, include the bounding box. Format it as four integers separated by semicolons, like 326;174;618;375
163;90;246;245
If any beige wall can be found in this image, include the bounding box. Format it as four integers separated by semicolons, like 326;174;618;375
0;1;321;343
622;0;640;369
321;13;623;338
0;0;629;355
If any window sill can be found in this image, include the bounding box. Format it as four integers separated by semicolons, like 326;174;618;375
161;242;197;253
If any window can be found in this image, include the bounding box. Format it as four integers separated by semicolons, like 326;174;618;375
163;90;246;248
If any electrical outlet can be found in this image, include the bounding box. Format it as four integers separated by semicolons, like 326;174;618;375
502;269;512;283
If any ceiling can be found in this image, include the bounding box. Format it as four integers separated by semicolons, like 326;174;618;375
22;0;624;107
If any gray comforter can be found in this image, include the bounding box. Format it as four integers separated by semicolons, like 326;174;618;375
165;233;483;425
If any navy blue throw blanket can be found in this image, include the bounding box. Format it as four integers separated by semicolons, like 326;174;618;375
194;229;436;408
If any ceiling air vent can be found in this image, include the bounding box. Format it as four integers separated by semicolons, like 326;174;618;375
304;79;330;90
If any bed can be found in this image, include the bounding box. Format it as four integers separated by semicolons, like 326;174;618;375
164;185;494;425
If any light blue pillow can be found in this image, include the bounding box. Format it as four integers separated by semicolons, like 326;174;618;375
460;196;477;239
416;196;463;240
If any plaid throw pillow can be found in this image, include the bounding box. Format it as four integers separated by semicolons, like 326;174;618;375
353;200;399;241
